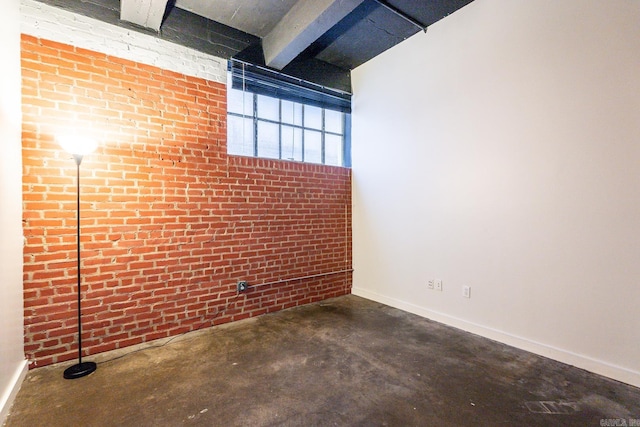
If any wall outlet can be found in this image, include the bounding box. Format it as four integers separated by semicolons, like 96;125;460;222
435;279;442;291
427;279;434;289
463;285;471;298
237;281;248;292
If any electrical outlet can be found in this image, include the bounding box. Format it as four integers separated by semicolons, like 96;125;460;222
427;279;434;289
237;281;248;293
435;279;443;291
463;285;471;298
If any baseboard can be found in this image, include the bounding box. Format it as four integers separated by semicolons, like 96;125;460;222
352;287;640;389
0;359;29;425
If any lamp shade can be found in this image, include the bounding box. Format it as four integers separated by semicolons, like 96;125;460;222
57;135;98;156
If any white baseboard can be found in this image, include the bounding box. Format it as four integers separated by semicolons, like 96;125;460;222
352;287;640;389
0;359;29;425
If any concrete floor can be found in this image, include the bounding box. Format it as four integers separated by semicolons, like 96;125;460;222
5;295;640;426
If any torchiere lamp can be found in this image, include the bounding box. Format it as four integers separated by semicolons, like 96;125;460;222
58;135;98;380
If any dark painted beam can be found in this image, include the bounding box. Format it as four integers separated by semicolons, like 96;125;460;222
390;0;475;28
305;1;416;70
307;0;475;69
262;0;364;70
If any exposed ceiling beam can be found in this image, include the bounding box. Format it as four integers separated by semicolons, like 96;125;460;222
120;0;170;32
263;0;364;70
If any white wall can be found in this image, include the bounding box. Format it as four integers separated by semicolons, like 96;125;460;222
0;0;28;422
352;0;640;387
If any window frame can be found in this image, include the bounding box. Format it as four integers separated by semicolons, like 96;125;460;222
227;90;349;166
226;60;352;167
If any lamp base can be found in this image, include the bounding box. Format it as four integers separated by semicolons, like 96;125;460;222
63;361;97;380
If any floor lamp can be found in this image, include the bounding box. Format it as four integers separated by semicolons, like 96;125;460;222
58;135;98;380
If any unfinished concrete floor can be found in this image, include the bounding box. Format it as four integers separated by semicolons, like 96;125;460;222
5;295;640;426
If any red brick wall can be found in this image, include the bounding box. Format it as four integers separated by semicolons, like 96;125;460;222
21;35;352;368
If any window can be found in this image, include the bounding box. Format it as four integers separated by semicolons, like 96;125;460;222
227;61;351;167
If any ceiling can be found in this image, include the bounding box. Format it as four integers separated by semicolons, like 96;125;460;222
39;0;475;92
175;0;301;38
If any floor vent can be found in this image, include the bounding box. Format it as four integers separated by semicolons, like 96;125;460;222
525;401;580;414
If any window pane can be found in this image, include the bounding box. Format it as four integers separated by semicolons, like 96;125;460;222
325;134;343;166
281;125;302;162
227;71;350;166
257;121;279;159
228;115;254;156
257;95;279;121
325;109;343;134
304;105;322;130
281;100;302;126
304;130;322;164
228;87;253;116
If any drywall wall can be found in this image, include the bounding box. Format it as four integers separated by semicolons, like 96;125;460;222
0;0;28;422
351;0;640;387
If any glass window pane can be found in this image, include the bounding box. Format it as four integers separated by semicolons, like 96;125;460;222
227;115;254;156
304;105;322;130
325;109;343;134
227;87;253;116
257;121;279;159
304;130;322;164
227;71;350;166
281;125;302;162
257;95;279;121
281;100;302;126
325;134;343;166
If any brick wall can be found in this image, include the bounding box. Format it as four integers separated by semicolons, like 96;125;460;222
21;34;352;367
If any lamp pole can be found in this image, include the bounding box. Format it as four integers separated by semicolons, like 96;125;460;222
59;137;98;380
